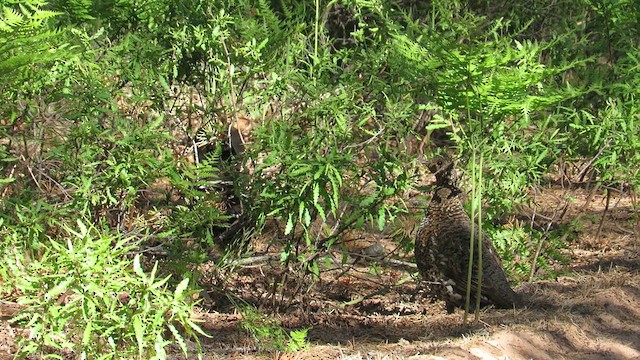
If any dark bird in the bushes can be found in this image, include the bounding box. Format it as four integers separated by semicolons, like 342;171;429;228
415;156;521;313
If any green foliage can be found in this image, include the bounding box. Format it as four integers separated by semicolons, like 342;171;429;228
0;0;65;79
246;112;411;273
60;115;172;216
240;306;310;352
5;220;206;359
491;224;569;281
562;101;640;186
48;0;94;23
161;143;232;259
0;9;224;357
1;0;639;354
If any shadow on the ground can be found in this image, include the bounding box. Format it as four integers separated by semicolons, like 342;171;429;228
571;255;639;273
194;264;638;359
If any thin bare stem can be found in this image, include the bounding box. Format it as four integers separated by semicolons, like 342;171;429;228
464;151;476;325
595;187;612;241
219;35;245;149
474;153;484;322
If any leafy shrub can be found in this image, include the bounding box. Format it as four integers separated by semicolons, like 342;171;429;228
1;0;639;354
5;220;206;359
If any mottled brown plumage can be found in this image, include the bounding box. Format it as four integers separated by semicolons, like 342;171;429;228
415;157;521;313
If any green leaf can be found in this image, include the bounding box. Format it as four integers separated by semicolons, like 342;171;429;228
290;164;312;177
314;202;326;221
303;207;311;227
284;214;294;235
0;177;15;184
186;319;211;337
149;261;159;283
377;207;386;231
159;75;170;91
133;254;146;280
174;278;189;299
313;183;320;205
150;275;171;290
359;194;377;207
76;219;88;237
44;278;73;302
168;323;188;355
133;315;145;356
154;333;168;359
309;261;319;278
82;321;93;346
298;201;306;223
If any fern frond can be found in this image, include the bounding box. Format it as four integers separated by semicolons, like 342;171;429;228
0;6;24;31
0;2;65;77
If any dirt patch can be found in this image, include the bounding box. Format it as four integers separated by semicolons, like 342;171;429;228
183;268;638;360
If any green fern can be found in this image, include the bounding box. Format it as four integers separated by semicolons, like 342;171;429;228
49;0;95;23
0;1;65;76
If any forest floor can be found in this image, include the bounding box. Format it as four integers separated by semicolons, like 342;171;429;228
0;186;638;359
188;185;639;360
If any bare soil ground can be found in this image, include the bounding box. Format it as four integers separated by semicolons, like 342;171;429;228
1;187;638;359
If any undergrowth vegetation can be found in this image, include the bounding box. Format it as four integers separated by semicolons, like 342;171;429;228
1;0;638;357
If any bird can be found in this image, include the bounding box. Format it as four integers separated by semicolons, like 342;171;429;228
415;156;521;313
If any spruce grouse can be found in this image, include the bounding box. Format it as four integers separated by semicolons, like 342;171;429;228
415;156;521;313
